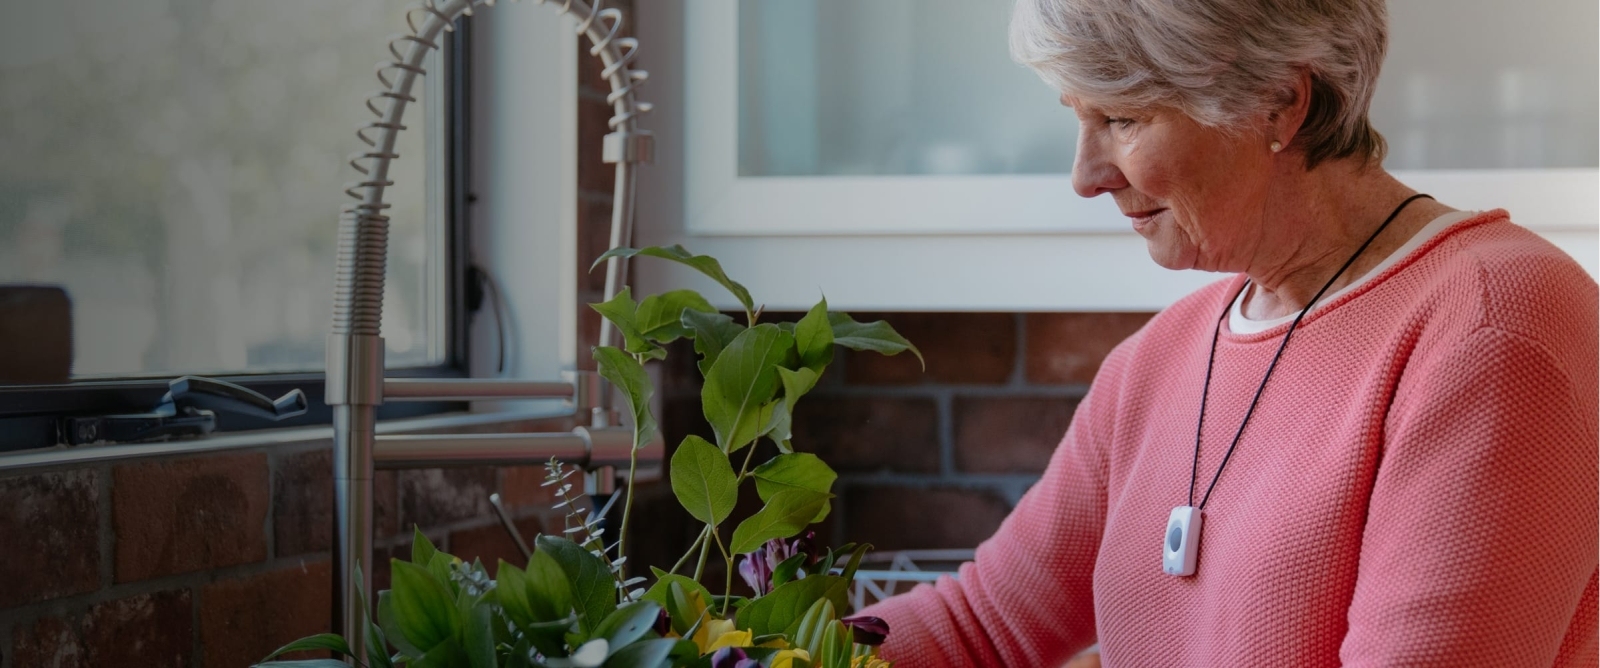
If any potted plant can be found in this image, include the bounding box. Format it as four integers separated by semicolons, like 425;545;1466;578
257;246;918;668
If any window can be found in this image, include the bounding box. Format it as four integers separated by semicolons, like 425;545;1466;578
0;0;470;449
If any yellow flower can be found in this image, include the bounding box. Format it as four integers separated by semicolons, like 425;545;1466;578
851;655;891;668
705;629;754;653
691;617;740;654
770;648;811;668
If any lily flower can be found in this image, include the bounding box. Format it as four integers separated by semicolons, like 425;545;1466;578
841;615;890;646
709;646;761;668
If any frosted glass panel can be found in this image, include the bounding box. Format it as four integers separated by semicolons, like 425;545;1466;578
738;0;1076;176
738;0;1597;177
1373;0;1597;169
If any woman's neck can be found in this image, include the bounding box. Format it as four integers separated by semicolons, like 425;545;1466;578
1240;161;1455;320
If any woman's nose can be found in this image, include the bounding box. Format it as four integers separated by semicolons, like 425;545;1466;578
1071;133;1128;198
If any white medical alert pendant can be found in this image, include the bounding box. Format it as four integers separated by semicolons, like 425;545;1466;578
1163;506;1203;577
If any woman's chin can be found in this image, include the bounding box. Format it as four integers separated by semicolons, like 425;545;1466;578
1142;238;1197;271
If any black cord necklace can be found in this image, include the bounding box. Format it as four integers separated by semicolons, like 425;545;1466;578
1162;193;1432;577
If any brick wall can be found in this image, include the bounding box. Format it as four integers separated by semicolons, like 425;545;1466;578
0;415;587;668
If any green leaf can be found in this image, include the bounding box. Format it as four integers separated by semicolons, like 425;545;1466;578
636;289;717;344
770;552;808;590
761;367;821;454
258;633;353;662
354;563;395;668
377;591;424;658
601;637;681;668
669;435;739;526
752;453;836;523
735;574;849;638
592;245;756;320
702;324;795;453
495;561;538;628
463;600;497;668
819;621;851;668
412;527;439;567
409;638;467;668
729;489;830;555
839;543;872;583
791;597;837;660
594;346;659;451
590;288;667;360
593;601;662;651
526;547;576;623
795;298;835;373
253;661;354;668
641;573;711;637
506;639;535;668
828;312;924;370
681;310;746;377
389;560;461;652
537;535;619;636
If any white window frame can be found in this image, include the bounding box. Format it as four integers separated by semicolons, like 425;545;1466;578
634;1;1597;312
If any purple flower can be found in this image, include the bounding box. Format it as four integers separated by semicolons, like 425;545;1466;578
841;615;890;646
652;606;671;636
739;534;821;596
709;646;760;668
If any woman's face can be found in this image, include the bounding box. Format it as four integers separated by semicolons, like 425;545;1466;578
1066;97;1275;272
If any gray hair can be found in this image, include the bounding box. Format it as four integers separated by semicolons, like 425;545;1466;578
1010;0;1389;168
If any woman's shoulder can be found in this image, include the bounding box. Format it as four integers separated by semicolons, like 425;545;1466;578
1421;210;1596;347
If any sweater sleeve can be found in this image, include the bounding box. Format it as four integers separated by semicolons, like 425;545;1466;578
1341;326;1599;666
860;336;1133;667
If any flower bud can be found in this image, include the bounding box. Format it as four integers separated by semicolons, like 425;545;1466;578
841;615;890;646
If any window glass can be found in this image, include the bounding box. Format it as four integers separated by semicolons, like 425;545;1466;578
737;0;1597;177
0;0;442;377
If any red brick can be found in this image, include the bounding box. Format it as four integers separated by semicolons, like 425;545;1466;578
578;198;614;294
375;469;400;539
843;313;1015;385
13;616;86;668
81;589;193;666
578;95;616;195
790;396;940;474
954;396;1080;474
0;470;100;607
842;486;1011;551
1025;312;1155;385
397;467;496;530
113;453;268;582
500;465;565;512
200;560;333;667
447;517;547;574
273;447;332;557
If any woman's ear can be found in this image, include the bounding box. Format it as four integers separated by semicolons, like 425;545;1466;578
1269;68;1315;149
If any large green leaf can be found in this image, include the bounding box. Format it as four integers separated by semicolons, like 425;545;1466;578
636;290;717;344
760;367;820;453
377;591;424;658
681;310;747;377
592;601;662;651
590;288;666;360
526;547;575;623
828;312;924;369
669;435;738;526
594;346;658;451
592;245;756;320
735;574;849;638
601;637;684;668
702;324;795;453
412;527;439;567
536;535;618;636
729;489;830;555
462;600;497;668
409;638;468;668
257;634;353;662
389;560;460;653
353;563;395;668
794;298;834;373
495;561;538;628
752;452;836;523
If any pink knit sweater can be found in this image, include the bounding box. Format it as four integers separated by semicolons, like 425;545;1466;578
865;211;1598;667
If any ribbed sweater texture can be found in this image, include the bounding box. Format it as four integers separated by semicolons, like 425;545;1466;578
865;211;1599;666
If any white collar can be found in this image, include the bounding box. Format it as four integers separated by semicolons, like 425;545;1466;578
1229;210;1477;334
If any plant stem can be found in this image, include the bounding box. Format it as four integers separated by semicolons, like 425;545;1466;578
670;525;710;575
616;440;639;574
710;528;734;616
734;443;759;483
693;526;713;582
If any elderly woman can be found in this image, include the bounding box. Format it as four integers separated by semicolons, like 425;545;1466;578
861;1;1598;666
